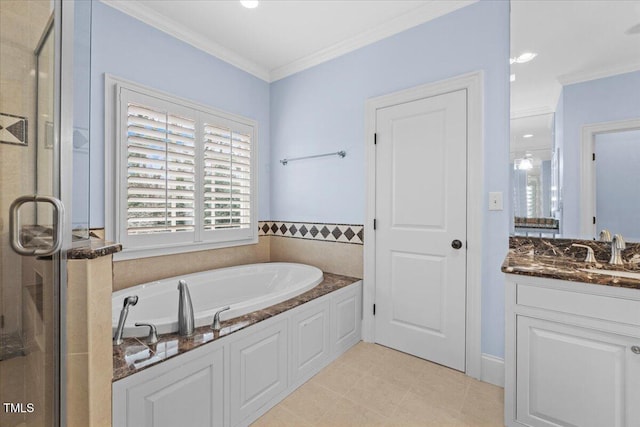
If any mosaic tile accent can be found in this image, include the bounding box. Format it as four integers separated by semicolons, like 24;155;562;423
0;112;28;146
258;221;364;245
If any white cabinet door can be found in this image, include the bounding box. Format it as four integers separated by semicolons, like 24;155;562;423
332;285;362;356
230;319;288;426
290;300;331;383
517;316;640;427
123;347;224;427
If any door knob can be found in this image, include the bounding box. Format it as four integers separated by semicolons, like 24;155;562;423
451;239;463;249
632;346;640;354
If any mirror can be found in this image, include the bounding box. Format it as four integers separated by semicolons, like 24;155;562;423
510;113;559;236
510;1;640;240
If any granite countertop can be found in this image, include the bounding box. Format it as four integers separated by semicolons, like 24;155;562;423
502;236;640;289
112;272;360;382
19;225;122;259
67;238;122;259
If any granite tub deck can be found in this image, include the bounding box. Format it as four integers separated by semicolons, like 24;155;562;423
112;272;360;382
502;236;640;289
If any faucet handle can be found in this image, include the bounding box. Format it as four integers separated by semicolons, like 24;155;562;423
135;323;158;345
613;234;626;250
599;229;612;242
211;306;231;331
572;244;596;263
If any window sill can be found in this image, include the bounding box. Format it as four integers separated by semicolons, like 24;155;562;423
112;237;259;261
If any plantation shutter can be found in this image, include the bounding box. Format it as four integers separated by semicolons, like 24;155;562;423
115;83;256;254
203;123;252;230
126;103;196;235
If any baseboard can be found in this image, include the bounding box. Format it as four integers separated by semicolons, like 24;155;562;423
481;353;504;387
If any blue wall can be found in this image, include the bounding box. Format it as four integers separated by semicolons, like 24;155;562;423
270;1;510;358
559;70;640;237
90;1;510;358
90;1;271;226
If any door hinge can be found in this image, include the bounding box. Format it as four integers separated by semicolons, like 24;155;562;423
373;219;377;230
0;314;4;329
373;304;376;316
374;133;377;145
593;216;596;225
592;153;596;161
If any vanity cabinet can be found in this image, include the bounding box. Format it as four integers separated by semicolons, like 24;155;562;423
505;275;640;427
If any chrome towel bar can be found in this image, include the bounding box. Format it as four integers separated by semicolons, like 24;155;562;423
280;150;346;166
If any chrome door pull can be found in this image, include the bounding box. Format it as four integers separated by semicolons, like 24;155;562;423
9;195;64;256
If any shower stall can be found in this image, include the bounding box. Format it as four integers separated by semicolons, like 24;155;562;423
0;1;91;425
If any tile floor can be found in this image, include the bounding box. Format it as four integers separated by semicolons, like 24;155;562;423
251;342;504;427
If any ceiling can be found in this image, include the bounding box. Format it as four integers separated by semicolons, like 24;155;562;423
102;0;475;82
511;0;640;118
100;1;639;111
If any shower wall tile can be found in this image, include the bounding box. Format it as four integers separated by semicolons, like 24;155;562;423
66;255;113;427
270;236;363;279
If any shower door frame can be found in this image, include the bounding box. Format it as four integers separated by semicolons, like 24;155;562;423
52;0;78;424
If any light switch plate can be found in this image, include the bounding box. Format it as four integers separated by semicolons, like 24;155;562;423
489;192;503;211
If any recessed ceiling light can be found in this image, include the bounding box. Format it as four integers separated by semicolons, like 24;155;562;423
510;52;537;65
510;74;516;83
240;1;259;9
523;134;534;138
517;158;533;170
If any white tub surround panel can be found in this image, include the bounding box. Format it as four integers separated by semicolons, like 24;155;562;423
113;281;362;427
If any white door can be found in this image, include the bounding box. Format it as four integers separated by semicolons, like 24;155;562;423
374;89;467;371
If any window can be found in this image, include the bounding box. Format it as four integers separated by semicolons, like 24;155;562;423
107;76;257;258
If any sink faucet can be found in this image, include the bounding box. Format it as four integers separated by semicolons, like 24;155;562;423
113;295;138;345
178;280;195;337
609;234;626;266
599;229;612;242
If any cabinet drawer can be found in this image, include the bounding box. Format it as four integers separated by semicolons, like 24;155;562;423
516;284;640;326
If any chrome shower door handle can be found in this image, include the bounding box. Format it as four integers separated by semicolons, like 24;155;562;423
9;195;64;256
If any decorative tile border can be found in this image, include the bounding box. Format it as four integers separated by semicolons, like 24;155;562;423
259;221;363;245
0;112;28;146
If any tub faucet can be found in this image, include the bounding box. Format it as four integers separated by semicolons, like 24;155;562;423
113;295;138;345
178;280;195;337
211;306;230;331
600;229;612;242
609;234;626;266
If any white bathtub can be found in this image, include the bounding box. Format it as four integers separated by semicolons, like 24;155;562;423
111;263;323;338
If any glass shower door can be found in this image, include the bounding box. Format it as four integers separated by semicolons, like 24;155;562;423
1;1;61;426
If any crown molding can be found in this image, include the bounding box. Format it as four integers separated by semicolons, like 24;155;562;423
558;62;640;86
100;0;271;82
510;106;554;120
269;0;477;82
101;0;477;84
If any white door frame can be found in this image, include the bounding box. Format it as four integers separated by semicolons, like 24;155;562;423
580;117;640;238
363;71;483;379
